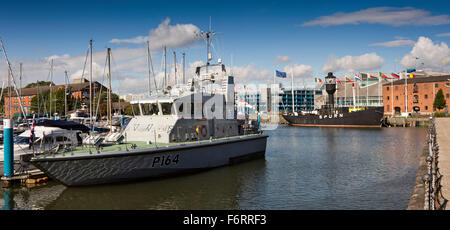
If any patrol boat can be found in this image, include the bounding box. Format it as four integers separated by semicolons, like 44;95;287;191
282;72;384;127
30;31;268;187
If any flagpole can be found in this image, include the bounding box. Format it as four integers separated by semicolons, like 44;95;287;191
366;72;369;107
291;70;294;113
405;69;408;115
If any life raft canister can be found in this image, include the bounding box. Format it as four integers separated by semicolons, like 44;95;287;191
200;125;207;137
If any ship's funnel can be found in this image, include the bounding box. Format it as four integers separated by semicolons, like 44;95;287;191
325;72;336;109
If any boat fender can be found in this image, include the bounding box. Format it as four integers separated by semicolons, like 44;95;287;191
200;125;208;137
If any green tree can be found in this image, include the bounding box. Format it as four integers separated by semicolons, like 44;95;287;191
433;88;447;111
30;88;76;116
24;81;53;88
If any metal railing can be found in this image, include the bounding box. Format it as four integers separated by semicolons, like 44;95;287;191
423;116;448;210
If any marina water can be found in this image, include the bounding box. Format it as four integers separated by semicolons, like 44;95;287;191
1;125;426;210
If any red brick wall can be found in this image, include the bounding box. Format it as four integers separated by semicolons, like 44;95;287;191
383;81;450;115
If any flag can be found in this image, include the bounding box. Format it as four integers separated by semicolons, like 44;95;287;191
368;73;375;79
409;73;415;78
318;78;322;83
380;72;390;80
345;77;353;82
443;60;447;63
390;73;400;79
354;74;362;81
394;59;399;62
336;79;343;85
275;70;287;78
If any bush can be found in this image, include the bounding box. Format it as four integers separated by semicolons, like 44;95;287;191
434;111;447;117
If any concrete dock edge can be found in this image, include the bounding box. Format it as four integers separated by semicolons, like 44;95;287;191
407;136;429;210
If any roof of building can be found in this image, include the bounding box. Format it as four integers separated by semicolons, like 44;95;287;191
383;75;450;86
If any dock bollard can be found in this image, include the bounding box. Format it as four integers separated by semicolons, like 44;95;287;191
3;119;14;178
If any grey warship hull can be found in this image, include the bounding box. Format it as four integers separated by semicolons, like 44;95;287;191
30;134;268;186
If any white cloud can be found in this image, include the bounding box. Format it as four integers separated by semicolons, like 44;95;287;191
322;53;384;73
401;36;450;71
275;55;291;63
369;39;416;47
110;36;149;44
436;32;450;37
283;64;314;78
109;18;201;50
302;7;450;27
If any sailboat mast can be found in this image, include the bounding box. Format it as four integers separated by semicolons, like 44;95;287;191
107;48;112;131
89;39;93;132
50;59;53;118
8;67;11;119
146;41;151;96
64;70;68;117
173;51;177;85
19;63;22;120
182;53;185;84
163;46;167;89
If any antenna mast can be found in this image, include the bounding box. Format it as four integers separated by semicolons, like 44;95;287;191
173;51;177;85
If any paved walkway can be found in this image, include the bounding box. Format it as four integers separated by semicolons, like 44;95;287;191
435;118;450;201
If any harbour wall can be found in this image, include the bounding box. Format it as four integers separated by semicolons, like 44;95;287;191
383;117;430;127
406;137;429;210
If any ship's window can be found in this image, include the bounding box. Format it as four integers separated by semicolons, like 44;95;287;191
141;103;159;115
161;103;173;115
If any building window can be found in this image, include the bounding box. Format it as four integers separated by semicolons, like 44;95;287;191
425;94;428;99
413;83;418;93
447;93;450;99
413;95;419;103
387;87;390;91
395;86;399;91
425;106;428;110
387;96;390;100
396;96;398;100
435;83;439;88
424;84;428;89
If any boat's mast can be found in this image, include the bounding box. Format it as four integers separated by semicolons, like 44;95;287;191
89;39;93;133
173;51;177;85
50;59;53;118
64;70;68;117
146;41;151;96
8;67;11;119
107;48;112;131
182;53;185;84
163;46;167;89
19;62;22;120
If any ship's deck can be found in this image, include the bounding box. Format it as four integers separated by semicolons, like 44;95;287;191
40;134;262;157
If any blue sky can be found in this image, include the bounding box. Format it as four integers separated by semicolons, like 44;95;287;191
1;0;450;93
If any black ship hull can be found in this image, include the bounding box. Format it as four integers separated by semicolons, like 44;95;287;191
282;106;384;128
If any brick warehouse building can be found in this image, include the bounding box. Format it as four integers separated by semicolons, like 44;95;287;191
3;78;107;118
382;74;450;116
